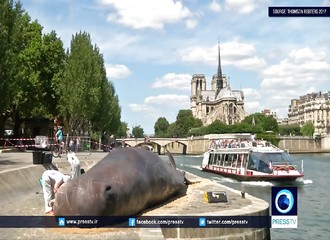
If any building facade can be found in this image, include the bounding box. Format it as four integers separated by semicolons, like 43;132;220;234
190;44;246;125
288;91;330;134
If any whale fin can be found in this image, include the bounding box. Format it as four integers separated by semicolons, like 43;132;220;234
164;147;176;169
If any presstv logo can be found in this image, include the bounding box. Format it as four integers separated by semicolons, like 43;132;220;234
271;187;298;228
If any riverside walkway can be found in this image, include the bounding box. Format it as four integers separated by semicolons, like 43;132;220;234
0;150;270;240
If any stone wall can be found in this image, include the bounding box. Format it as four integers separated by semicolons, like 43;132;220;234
278;137;320;153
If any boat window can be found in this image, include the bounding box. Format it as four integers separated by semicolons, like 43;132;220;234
232;154;239;168
218;154;224;166
242;154;248;168
236;154;243;168
227;154;234;167
251;152;293;165
214;154;219;165
209;153;215;165
247;154;258;171
223;154;228;166
212;154;217;165
222;154;227;166
248;152;281;173
217;154;222;166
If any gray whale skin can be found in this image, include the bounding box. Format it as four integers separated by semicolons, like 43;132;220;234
53;147;187;216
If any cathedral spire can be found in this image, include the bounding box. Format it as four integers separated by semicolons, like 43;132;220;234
215;41;223;97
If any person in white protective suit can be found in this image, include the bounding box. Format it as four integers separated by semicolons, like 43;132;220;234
66;151;81;178
41;170;71;214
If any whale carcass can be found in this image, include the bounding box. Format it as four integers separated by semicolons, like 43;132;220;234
53;147;188;216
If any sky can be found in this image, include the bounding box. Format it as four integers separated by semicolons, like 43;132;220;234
21;0;330;134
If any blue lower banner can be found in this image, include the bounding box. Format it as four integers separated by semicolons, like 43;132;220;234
0;216;271;228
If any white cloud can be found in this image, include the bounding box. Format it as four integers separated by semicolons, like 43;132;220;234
244;101;261;114
210;0;221;12
260;47;330;118
105;64;131;79
151;73;191;90
144;94;190;107
242;88;262;114
186;19;198;29
242;88;261;100
224;0;259;14
128;103;150;112
262;48;330;89
99;0;192;30
288;48;326;63
128;94;190;130
180;41;266;70
322;0;330;6
98;33;140;54
129;94;190;113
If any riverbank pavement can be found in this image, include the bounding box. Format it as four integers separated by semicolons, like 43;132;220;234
0;150;270;240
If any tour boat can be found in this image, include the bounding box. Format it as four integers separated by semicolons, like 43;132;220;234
201;134;304;182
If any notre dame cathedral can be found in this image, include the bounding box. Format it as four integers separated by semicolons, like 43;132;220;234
190;43;247;125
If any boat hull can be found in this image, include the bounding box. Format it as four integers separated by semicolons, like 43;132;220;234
202;167;303;182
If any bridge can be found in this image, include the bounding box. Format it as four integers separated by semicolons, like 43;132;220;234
115;137;199;155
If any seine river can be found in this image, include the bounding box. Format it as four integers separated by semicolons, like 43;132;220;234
168;153;330;240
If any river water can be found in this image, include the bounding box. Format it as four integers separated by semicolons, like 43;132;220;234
168;153;330;240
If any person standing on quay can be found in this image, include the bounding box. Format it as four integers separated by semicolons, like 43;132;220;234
66;151;81;178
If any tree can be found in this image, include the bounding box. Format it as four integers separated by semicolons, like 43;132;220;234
55;31;122;137
278;124;301;136
58;32;103;134
205;120;229;134
154;117;170;137
242;113;279;133
115;122;128;138
90;51;121;138
301;121;314;137
0;2;121;140
175;109;202;137
39;31;66;117
0;0;18;137
166;123;178;137
132;125;144;138
1;3;64;136
263;115;279;133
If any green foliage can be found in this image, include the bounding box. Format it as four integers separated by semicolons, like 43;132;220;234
154;117;170;137
58;32;101;130
205;120;229;134
0;1;66;136
173;109;202;137
263;115;279;132
0;0;19;136
166;122;178;137
256;132;280;146
115;122;128;138
57;31;121;137
39;31;66;117
301;121;314;137
242;113;279;133
0;2;122;139
278;124;301;136
132;125;144;138
187;119;264;136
